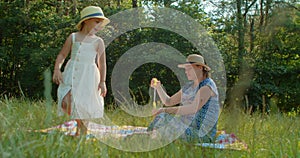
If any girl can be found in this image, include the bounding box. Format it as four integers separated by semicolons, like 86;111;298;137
52;6;109;135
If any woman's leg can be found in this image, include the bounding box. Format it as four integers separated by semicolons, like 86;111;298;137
147;112;174;131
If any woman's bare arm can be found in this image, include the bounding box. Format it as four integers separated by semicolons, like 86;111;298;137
163;86;212;115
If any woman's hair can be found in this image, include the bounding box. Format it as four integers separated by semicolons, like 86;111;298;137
203;69;210;78
196;65;210;78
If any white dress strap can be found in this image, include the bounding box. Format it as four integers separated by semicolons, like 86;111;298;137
72;33;75;43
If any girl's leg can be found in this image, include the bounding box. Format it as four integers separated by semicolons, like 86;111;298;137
62;92;87;136
61;92;72;115
75;119;87;135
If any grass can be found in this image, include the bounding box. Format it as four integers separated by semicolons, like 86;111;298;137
0;97;299;157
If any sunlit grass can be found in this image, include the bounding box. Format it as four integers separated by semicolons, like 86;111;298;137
0;98;299;157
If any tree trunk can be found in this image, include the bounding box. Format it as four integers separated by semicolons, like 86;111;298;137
259;0;264;31
117;0;121;8
164;0;171;7
237;0;245;67
0;30;2;46
265;0;272;26
71;0;77;15
226;0;248;110
249;17;255;52
132;0;138;8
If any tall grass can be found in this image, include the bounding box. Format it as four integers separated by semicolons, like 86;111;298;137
0;98;299;157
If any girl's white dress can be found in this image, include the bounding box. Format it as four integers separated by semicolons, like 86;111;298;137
57;33;104;119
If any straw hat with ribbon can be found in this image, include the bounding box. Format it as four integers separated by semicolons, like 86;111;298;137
76;6;110;30
178;54;211;71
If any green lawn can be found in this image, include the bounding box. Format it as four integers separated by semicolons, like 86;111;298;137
0;98;299;157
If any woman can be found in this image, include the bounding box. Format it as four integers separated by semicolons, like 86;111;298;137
148;54;220;143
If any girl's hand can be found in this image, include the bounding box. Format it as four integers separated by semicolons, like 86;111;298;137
150;78;161;89
99;82;107;97
52;69;63;85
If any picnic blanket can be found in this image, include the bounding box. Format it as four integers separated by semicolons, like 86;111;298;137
33;120;248;151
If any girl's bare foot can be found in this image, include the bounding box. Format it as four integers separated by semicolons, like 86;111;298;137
76;119;87;136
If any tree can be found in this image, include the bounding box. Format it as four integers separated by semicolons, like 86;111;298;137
205;0;299;112
0;0;299;113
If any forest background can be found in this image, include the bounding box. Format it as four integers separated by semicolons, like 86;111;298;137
0;0;299;113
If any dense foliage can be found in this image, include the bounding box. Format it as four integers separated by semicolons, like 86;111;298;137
0;0;299;112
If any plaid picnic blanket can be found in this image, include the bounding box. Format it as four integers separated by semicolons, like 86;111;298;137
34;120;248;151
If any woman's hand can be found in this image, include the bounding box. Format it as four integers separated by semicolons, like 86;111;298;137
150;78;161;89
99;82;107;97
52;69;63;85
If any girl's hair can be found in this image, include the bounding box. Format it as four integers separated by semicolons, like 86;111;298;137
80;23;84;31
79;18;104;31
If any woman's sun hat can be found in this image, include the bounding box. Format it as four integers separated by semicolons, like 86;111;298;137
76;6;110;30
178;54;211;71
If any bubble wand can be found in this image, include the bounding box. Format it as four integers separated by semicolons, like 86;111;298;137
152;78;158;108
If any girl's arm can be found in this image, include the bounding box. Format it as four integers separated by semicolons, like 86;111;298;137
97;38;107;97
99;51;107;84
52;34;72;84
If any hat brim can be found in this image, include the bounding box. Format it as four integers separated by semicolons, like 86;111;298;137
76;17;110;30
178;63;211;71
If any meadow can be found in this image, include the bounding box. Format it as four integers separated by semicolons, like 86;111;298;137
0;97;299;158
